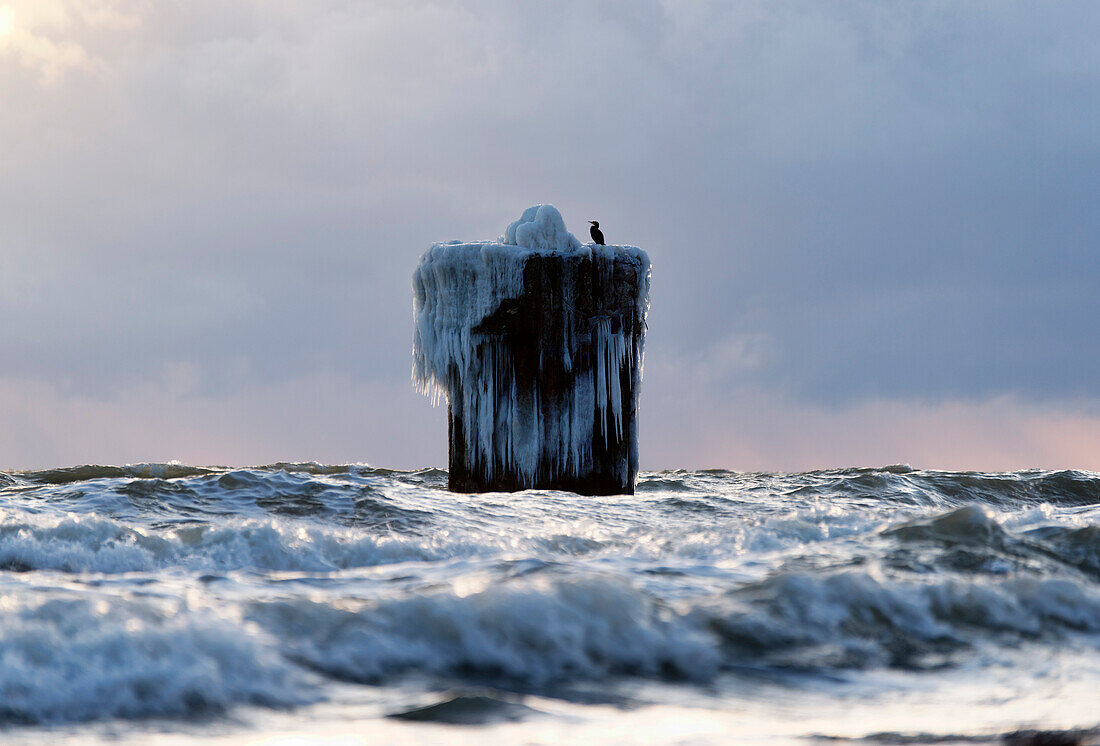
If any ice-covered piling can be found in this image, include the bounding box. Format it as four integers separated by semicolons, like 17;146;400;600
413;205;651;495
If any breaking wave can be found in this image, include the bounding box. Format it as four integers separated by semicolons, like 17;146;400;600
0;595;313;724
0;464;1097;725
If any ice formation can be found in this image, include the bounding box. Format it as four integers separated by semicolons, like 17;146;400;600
413;205;651;493
502;204;582;251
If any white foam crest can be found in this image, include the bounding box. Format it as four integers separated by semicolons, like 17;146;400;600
248;575;716;685
0;512;166;573
0;595;313;723
698;568;1100;668
0;509;491;574
245;566;1100;687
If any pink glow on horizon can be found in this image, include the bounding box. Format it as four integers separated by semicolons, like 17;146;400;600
2;375;1097;474
644;393;1100;473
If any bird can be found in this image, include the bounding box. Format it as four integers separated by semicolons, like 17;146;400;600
589;221;605;245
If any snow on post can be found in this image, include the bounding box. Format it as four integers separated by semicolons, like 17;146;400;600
412;205;651;495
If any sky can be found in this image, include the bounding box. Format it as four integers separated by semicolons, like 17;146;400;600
1;0;1098;471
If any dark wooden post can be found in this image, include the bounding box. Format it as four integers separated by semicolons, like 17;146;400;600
442;250;648;495
413;207;650;496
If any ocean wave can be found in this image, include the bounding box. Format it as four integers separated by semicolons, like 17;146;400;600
0;495;1091;578
916;469;1100;506
884;505;1100;579
699;569;1100;670
16;463;219;486
254;568;1100;686
766;468;1100;510
636;476;691;491
885;504;1009;547
5;467;444;531
0;462;1097;730
1024;524;1100;580
0;595;313;724
247;575;716;686
12;462;448;488
0;510;487;574
0;564;1097;723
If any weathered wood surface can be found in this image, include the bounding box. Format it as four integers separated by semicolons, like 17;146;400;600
447;250;646;495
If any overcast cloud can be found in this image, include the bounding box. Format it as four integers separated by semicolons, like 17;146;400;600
2;0;1098;470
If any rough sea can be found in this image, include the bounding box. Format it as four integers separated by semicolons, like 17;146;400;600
1;463;1098;745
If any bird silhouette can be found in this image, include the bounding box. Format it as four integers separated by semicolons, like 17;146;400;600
589;221;605;245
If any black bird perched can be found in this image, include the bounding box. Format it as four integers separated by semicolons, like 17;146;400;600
589;221;605;245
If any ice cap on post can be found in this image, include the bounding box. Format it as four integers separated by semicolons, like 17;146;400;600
503;205;582;252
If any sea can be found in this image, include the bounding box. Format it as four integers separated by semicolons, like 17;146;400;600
0;463;1098;745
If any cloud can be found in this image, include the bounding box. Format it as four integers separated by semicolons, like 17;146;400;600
0;372;445;470
1;1;1098;468
3;369;1097;473
642;384;1100;473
